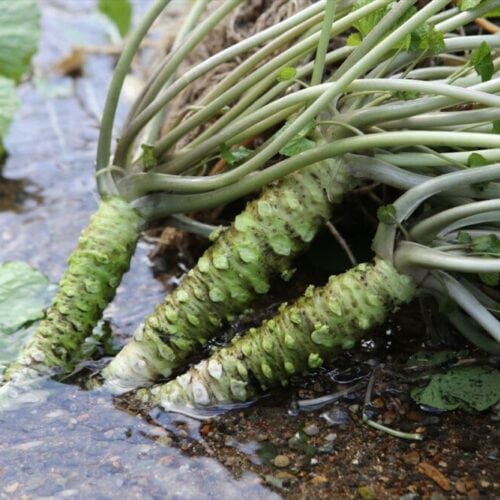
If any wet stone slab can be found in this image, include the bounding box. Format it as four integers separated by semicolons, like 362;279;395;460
0;381;276;499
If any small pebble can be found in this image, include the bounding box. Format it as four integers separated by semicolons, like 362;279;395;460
312;382;324;393
325;433;337;442
273;455;291;468
358;485;376;500
430;492;445;500
423;416;440;425
403;451;420;466
264;475;288;490
310;474;328;485
321;408;350;426
455;479;466;494
406;410;423;422
318;443;334;454
383;410;397;425
468;489;480;500
304;423;320;436
349;404;360;414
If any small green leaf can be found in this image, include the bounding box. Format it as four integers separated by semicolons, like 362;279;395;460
458;0;483;10
471;234;500;256
484;8;500;17
471;41;494;82
393;90;420;100
346;33;362;46
220;143;234;164
0;0;40;82
351;2;443;54
468;152;488;168
468;153;490;191
377;204;397;224
279;136;316;157
478;272;499;286
219;144;252;166
457;231;472;245
352;0;387;38
492;121;500;134
141;144;157;170
412;23;445;54
98;0;133;38
276;118;317;157
0;76;20;157
0;261;54;335
358;486;376;500
277;66;297;82
232;146;253;163
411;365;500;412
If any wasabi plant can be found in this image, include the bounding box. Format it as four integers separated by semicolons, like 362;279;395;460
102;0;500;392
139;165;500;409
2;0;359;385
3;0;500;396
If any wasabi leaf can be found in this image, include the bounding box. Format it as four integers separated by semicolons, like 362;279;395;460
411;366;500;412
377;204;397;224
0;261;54;335
484;8;500;16
0;76;20;156
220;144;253;166
99;0;133;38
277;67;297;82
458;0;482;10
471;42;494;82
347;33;362;46
351;3;444;54
411;23;445;54
141;143;157;170
468;152;490;191
0;0;40;82
278;118;317;157
478;272;499;286
471;234;500;256
468;152;488;168
352;0;388;38
279;136;316;157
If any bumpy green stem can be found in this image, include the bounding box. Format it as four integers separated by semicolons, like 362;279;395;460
2;198;144;384
102;160;352;393
139;258;415;408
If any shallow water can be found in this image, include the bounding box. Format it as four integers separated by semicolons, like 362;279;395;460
0;380;277;499
0;2;276;497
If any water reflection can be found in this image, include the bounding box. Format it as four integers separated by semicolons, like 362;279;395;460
0;381;277;498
